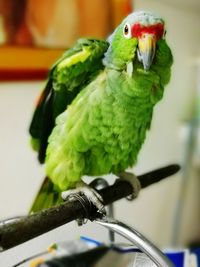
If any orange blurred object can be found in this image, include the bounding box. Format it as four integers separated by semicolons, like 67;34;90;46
0;0;133;80
0;0;132;47
77;0;111;38
111;0;133;27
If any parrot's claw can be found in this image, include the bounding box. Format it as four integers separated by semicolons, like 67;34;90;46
118;172;141;200
61;183;105;225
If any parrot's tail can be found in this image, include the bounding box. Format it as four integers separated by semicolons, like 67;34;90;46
30;177;63;213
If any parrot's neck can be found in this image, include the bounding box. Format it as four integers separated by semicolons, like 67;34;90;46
105;66;164;108
103;46;126;70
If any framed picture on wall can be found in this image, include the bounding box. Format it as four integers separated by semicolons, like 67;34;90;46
0;0;132;81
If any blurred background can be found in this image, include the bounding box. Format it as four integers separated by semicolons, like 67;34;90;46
0;0;200;266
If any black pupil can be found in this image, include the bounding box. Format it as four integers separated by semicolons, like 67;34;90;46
124;25;129;34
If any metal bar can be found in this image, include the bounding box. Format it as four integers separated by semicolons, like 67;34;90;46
95;217;175;267
89;178;115;243
107;203;115;243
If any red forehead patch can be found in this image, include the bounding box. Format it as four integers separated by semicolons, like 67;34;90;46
131;23;164;40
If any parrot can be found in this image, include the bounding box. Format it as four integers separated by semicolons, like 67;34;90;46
29;10;173;214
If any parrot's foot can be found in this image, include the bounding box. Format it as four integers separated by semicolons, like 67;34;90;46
61;182;105;225
118;172;141;200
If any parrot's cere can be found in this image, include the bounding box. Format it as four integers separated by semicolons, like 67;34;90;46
29;11;173;213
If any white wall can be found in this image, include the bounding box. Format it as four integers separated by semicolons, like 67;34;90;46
0;82;44;218
0;1;200;265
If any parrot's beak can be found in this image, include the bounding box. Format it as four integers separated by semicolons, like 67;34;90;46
137;34;156;71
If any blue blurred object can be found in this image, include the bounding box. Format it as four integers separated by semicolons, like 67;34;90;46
166;251;186;267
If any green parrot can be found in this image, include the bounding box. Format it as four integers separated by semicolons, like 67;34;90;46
29;11;173;213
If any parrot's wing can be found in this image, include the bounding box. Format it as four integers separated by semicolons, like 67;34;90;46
29;38;109;163
29;39;108;213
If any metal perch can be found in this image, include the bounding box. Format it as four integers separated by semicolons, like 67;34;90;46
96;217;175;267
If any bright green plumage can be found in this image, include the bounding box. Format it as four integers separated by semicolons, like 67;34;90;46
29;11;173;212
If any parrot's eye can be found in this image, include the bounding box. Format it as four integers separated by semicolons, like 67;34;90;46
123;23;132;39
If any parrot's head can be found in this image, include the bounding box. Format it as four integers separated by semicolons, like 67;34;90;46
104;10;166;71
